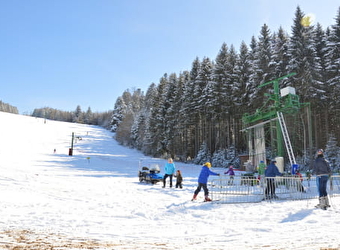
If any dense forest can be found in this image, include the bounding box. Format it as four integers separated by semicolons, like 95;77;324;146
111;6;340;171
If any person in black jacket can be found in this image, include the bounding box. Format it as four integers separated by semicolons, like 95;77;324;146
175;170;183;189
312;149;332;210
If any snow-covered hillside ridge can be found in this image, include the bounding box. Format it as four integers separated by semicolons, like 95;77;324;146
0;111;339;250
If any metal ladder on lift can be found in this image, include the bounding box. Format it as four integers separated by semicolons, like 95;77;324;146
277;112;296;166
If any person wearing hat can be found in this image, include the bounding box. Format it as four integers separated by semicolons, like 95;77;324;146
192;162;220;202
312;149;332;210
264;159;282;199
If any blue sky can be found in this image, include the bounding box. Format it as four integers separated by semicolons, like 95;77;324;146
0;0;339;114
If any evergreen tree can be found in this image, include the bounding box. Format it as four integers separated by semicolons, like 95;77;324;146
212;149;229;168
111;97;125;132
287;6;318;102
84;107;93;124
326;7;340;110
234;41;251;110
170;71;188;159
142;83;159;155
247;35;259;108
194;142;211;165
251;23;275;108
272;27;290;80
325;7;340;140
325;134;340;172
163;73;178;156
148;74;169;156
193;57;213;119
209;43;229;119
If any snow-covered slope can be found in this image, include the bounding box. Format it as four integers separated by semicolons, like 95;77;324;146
0;112;339;249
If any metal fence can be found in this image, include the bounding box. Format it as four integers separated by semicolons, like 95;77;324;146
210;175;340;203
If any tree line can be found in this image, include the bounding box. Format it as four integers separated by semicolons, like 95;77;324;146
0;100;19;114
111;6;340;170
32;105;113;128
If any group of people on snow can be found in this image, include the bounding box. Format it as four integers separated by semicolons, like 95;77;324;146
159;148;332;207
162;158;183;189
162;158;220;201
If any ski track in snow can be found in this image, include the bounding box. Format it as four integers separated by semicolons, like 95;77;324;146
0;112;339;250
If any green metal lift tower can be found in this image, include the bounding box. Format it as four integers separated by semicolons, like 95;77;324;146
242;73;311;170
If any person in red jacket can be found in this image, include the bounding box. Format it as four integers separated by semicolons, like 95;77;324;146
294;169;305;193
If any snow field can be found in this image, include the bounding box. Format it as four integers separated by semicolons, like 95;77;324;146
0;111;339;250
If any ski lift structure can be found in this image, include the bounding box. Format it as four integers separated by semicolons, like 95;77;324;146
241;73;312;172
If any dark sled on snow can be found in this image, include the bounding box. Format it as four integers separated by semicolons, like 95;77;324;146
138;165;163;184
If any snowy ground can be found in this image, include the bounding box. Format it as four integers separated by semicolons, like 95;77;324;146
0;111;339;250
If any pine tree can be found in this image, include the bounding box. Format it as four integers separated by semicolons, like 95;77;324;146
84;107;93;124
325;134;340;171
287;6;317;102
194;142;211;165
111;97;125;132
149;74;169;156
179;58;200;159
193;57;213;119
171;71;189;159
251;24;275;108
272;27;290;80
163;73;178;156
234;41;251;113
210;43;229;119
325;7;340;141
247;36;259;108
142;83;159;155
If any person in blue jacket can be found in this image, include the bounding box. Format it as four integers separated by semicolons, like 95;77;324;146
163;158;176;188
264;159;282;199
192;162;220;202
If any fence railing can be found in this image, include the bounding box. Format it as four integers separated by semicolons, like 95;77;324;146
210;175;340;203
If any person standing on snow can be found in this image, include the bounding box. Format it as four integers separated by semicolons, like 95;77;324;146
192;162;220;202
224;165;235;185
258;160;266;178
294;169;305;193
163;158;176;188
312;149;332;210
175;170;183;189
264;159;282;199
257;160;266;187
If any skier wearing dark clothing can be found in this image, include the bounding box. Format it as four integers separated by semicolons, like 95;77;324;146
312;149;332;210
192;162;220;202
175;170;183;189
264;159;282;199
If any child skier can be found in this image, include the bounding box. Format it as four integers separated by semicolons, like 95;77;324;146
224;165;235;185
175;170;183;188
192;162;220;202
